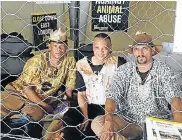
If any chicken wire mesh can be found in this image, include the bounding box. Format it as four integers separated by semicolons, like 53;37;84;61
1;1;182;140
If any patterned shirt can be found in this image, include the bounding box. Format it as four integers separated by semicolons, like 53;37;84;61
9;52;76;99
106;59;182;124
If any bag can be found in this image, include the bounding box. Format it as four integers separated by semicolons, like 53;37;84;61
1;33;34;89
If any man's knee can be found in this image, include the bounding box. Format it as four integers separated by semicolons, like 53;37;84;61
1;91;25;111
1;105;10;118
21;104;44;121
91;115;104;135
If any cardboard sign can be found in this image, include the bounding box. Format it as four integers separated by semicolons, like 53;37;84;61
92;1;130;32
32;12;57;50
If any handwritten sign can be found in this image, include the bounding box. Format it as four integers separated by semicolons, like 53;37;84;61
92;1;130;32
32;12;57;50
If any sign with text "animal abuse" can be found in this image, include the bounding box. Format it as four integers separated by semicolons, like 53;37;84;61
92;1;129;32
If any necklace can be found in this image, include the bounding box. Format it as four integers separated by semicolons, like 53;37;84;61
49;53;62;68
45;53;62;78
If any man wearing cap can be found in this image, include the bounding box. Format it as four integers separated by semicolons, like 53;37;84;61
91;31;182;140
1;27;76;122
62;33;127;140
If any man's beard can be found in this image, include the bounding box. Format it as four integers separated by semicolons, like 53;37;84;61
137;55;147;64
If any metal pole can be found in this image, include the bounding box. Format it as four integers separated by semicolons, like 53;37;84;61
74;1;80;61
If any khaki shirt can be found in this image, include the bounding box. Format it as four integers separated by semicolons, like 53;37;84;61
8;52;76;99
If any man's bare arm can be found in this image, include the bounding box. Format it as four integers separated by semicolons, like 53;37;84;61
99;98;116;140
24;86;53;113
78;91;88;118
171;97;182;123
104;98;116;122
78;91;90;131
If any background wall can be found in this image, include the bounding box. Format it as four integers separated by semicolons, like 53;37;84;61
1;1;176;52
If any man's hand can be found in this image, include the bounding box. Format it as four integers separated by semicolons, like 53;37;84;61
47;131;64;140
99;121;114;140
79;118;89;132
42;104;54;114
66;88;73;99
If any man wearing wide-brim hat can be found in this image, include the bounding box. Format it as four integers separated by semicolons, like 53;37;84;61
91;31;182;139
1;27;76;138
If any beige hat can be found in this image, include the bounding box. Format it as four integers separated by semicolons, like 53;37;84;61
49;27;67;43
128;31;163;55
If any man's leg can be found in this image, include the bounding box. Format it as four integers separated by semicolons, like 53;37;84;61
91;115;143;140
62;107;84;140
1;91;44;121
1;105;10;118
1;91;26;118
42;97;69;140
83;104;105;139
43;120;64;140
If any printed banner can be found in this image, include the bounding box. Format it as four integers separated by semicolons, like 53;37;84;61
32;12;57;50
92;1;130;32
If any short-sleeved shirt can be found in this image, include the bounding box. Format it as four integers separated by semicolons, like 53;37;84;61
76;56;127;92
9;52;76;99
106;59;182;124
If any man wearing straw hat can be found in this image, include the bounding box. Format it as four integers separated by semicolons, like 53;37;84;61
91;31;182;140
1;27;76;129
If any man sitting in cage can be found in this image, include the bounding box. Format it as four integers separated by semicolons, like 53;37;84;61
1;27;76;138
91;31;182;140
62;33;127;140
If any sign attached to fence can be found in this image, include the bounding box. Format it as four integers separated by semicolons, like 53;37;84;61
35;1;70;4
92;1;130;32
32;12;57;50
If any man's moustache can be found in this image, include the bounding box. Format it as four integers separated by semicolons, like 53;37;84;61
137;55;145;58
